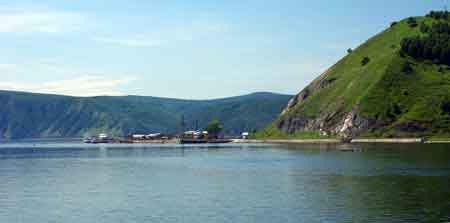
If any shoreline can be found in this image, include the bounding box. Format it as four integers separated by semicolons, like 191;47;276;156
232;138;450;144
231;139;341;144
2;138;449;145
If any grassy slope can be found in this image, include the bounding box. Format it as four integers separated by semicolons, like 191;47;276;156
262;16;450;139
290;18;420;117
358;17;450;138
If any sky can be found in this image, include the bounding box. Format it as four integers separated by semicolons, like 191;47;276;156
0;0;447;99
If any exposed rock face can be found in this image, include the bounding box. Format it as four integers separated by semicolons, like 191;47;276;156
278;105;369;138
277;64;371;137
334;108;369;138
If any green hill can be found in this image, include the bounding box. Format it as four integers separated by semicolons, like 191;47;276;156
0;91;291;139
261;12;450;139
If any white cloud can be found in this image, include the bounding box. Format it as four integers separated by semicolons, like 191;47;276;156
93;22;229;48
0;11;85;33
94;37;164;48
0;63;19;73
0;75;137;97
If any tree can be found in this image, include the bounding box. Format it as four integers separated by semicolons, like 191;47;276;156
402;61;414;74
420;22;430;33
392;103;402;116
442;44;450;64
427;10;450;20
361;56;371;66
396;12;450;65
204;119;223;135
402;89;409;96
442;100;450;115
407;17;418;28
423;40;433;59
432;45;442;60
347;48;353;54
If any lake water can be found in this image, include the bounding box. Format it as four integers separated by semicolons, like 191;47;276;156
0;141;449;223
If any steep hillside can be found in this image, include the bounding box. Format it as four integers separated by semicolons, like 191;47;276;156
0;91;291;139
265;12;450;139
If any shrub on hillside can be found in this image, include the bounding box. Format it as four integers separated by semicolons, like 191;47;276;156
407;17;418;28
401;62;414;74
420;22;430;33
442;100;450;115
361;56;371;66
386;103;403;120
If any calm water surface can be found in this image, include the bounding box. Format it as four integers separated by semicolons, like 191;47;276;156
0;141;449;223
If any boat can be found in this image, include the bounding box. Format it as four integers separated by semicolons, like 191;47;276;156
83;137;94;143
83;133;113;144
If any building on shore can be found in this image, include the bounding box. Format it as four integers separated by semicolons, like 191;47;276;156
129;133;171;141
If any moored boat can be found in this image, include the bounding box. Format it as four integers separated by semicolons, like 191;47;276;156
83;133;113;144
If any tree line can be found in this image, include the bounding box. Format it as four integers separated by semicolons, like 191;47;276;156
401;19;450;65
426;11;450;20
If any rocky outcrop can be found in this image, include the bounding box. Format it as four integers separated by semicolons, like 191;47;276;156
278;105;369;138
334;108;369;138
277;64;370;137
281;89;310;115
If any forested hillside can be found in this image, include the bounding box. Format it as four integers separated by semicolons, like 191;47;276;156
0;90;291;139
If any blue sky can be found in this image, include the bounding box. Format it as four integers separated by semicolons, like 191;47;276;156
0;0;446;99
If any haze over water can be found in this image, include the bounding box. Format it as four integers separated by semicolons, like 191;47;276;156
0;142;449;223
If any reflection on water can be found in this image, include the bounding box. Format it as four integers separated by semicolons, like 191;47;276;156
0;141;449;223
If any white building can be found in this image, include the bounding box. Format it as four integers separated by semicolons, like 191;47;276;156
132;134;147;139
99;133;109;140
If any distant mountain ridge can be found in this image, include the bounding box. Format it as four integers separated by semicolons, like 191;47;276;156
0;90;291;139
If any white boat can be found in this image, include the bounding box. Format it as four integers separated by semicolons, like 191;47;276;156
83;133;113;144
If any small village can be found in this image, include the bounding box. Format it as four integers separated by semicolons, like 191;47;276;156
83;121;250;144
